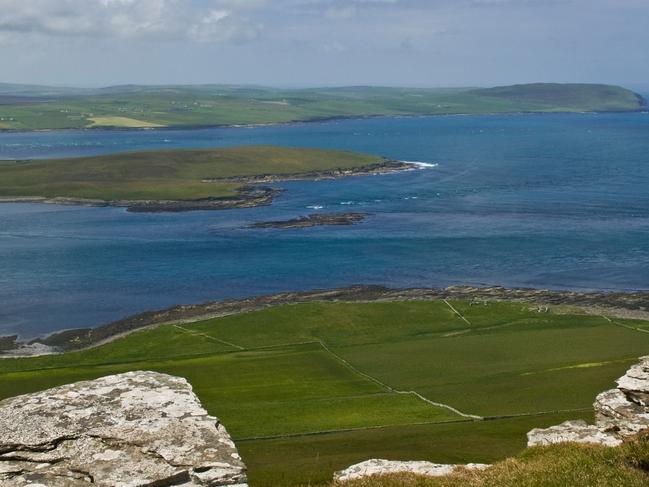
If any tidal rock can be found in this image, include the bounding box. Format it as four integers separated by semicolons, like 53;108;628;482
527;420;621;447
334;459;489;482
0;371;247;487
527;356;649;448
250;212;367;229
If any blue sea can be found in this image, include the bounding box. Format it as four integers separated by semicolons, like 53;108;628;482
1;112;649;338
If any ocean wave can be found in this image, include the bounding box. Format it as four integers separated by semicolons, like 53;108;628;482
306;205;324;210
401;160;439;169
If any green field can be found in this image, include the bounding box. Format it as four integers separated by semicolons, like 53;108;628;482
2;300;648;485
0;146;383;201
0;83;643;130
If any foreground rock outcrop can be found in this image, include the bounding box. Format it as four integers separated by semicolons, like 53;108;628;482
0;371;247;486
334;459;489;482
528;356;649;447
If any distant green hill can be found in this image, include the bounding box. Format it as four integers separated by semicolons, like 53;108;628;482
470;83;645;112
0;83;644;130
0;82;95;97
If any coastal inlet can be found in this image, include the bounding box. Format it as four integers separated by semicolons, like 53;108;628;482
1;113;649;338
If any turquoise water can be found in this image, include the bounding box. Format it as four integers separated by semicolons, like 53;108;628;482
1;112;649;337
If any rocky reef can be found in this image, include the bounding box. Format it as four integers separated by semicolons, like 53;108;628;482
528;355;649;447
334;460;489;482
0;371;247;486
250;212;367;229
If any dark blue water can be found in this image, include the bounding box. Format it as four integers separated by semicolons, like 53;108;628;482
2;113;649;338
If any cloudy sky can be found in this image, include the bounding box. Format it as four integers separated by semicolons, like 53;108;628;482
1;0;647;87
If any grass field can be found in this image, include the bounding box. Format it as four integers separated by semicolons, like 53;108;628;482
0;145;383;201
1;300;648;485
0;83;643;130
88;116;164;128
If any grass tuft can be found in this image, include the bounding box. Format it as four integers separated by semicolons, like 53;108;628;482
331;433;649;487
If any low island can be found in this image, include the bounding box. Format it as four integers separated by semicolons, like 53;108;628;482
250;212;368;229
0;146;409;212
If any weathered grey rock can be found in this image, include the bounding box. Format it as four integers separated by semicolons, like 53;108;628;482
0;371;247;487
616;355;649;406
334;459;489;482
527;420;621;447
527;356;649;448
595;388;649;436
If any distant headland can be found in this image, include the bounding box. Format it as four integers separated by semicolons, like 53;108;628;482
0;82;644;131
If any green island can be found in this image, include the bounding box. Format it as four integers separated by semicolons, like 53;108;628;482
0;82;644;130
3;289;649;485
0;146;397;211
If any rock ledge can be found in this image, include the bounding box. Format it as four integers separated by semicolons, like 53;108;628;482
0;371;247;486
334;459;489;482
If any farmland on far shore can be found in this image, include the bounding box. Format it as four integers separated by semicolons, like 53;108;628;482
0;83;643;130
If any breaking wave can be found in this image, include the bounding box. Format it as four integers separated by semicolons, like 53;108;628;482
401;161;439;169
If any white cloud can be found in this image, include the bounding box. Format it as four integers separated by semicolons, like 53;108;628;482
0;0;263;43
1;0;648;87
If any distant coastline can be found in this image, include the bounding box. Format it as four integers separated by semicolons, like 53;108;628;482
1;106;648;135
0;82;644;132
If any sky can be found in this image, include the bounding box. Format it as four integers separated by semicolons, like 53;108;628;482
0;0;647;88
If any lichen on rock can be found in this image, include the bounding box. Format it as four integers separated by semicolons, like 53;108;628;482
334;459;489;482
527;419;622;447
0;371;247;486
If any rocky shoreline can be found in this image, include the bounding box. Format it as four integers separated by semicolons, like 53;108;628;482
0;160;411;213
209;160;412;184
0;185;282;213
250;212;367;229
3;284;649;356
